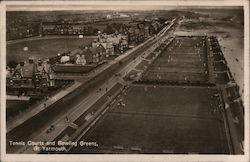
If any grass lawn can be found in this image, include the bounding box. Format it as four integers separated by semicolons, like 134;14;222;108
82;113;228;153
72;85;229;154
111;85;219;117
7;37;94;63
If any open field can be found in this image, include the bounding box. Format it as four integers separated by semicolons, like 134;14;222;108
7;37;94;63
142;36;208;83
70;85;229;154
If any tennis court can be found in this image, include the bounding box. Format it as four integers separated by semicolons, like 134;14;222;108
142;36;209;83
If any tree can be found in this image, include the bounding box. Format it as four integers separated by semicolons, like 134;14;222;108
87;26;94;35
93;28;99;35
104;25;115;34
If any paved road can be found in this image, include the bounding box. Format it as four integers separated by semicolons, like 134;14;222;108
6;19;177;153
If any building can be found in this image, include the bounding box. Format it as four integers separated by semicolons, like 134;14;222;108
120;35;129;52
57;44;105;66
42;22;89;35
106;14;112;19
96;33;128;54
106;34;128;53
6;57;55;96
81;46;105;64
144;26;150;38
75;54;87;65
92;40;114;57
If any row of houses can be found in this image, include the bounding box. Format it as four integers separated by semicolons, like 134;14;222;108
6;13;110;40
97;33;129;53
47;20;166;72
127;21;164;45
42;23;98;36
7;23;41;41
51;33;129;66
7;10;167;41
41;20;165;45
102;20;166;45
58;45;106;65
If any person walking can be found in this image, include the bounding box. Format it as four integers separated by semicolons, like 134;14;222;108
65;116;69;122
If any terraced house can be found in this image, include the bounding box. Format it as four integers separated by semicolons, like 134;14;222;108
42;22;90;35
